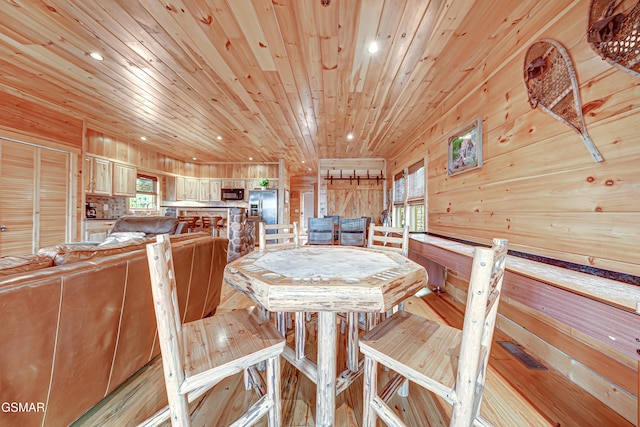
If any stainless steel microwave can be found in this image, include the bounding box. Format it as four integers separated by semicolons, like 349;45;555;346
221;188;244;200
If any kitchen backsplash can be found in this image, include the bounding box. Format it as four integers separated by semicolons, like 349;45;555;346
86;195;128;219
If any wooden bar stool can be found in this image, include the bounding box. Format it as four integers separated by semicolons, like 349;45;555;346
359;238;508;426
142;234;285;426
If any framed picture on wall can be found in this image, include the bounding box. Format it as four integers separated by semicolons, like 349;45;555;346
447;117;482;176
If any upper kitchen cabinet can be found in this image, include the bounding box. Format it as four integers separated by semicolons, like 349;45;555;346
184;178;199;201
84;155;112;195
112;163;136;197
199;179;221;202
165;175;197;201
221;179;245;189
176;176;185;200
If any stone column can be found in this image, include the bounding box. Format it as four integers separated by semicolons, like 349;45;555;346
227;208;256;262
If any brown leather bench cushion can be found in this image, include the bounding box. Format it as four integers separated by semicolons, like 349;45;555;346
0;254;53;276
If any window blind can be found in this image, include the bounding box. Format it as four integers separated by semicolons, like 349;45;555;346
393;172;405;205
406;160;424;201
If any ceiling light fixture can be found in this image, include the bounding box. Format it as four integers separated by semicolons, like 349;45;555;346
192;157;197;160
249;157;253;161
347;132;354;140
140;136;147;141
89;52;104;61
367;42;379;54
301;160;305;163
216;135;222;140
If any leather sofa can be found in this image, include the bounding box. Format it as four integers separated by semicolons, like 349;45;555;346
0;233;228;427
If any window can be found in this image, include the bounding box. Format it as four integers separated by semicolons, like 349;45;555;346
129;174;158;212
393;206;405;228
406;161;424;201
407;204;425;232
392;171;405;227
406;160;425;232
393;172;405;205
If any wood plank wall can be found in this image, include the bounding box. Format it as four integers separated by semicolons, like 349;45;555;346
85;129;279;178
323;179;383;220
0;90;83;148
388;0;640;276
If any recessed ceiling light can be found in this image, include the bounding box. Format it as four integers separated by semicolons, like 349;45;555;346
216;135;222;140
89;52;104;61
140;136;147;141
308;167;313;171
347;132;354;140
301;160;305;163
192;157;197;160
367;42;379;54
249;157;253;161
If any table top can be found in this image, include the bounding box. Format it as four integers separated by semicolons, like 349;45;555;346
224;245;427;312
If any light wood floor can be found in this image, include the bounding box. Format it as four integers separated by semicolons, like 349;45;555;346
74;283;632;427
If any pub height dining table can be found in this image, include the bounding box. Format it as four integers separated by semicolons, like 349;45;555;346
223;245;427;427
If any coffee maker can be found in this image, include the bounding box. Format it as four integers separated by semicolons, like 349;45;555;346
85;202;97;218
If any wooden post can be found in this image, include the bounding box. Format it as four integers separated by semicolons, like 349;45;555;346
266;355;281;427
363;356;378;427
259;222;266;252
316;311;337;427
295;312;306;360
347;312;359;372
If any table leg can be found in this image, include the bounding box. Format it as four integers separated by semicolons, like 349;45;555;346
316;311;336;427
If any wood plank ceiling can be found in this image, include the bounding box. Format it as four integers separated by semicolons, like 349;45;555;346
0;0;533;174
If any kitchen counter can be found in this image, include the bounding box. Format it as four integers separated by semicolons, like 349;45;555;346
161;201;248;209
84;217;120;221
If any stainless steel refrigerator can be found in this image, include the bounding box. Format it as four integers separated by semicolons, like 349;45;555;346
248;189;278;231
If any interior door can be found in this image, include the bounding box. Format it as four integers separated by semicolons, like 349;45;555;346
0;139;70;256
0;141;36;255
39;149;69;248
302;191;314;231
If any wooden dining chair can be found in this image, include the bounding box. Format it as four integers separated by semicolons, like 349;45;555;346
177;216;197;233
367;224;409;256
307;217;335;245
258;221;299;252
359;238;508;427
339;217;367;246
143;234;285;426
339;224;411;372
257;222;306;358
367;224;411;324
214;217;227;237
324;215;340;243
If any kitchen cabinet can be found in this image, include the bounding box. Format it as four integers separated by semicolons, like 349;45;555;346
84;155;112;195
165;175;181;201
199;179;221;202
176;176;185;200
184;178;199;201
245;179;260;191
221;179;245;189
112;163;136;197
83;219;116;242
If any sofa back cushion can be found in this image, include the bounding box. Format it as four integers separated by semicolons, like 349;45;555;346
0;254;53;276
110;216;179;236
40;239;149;266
